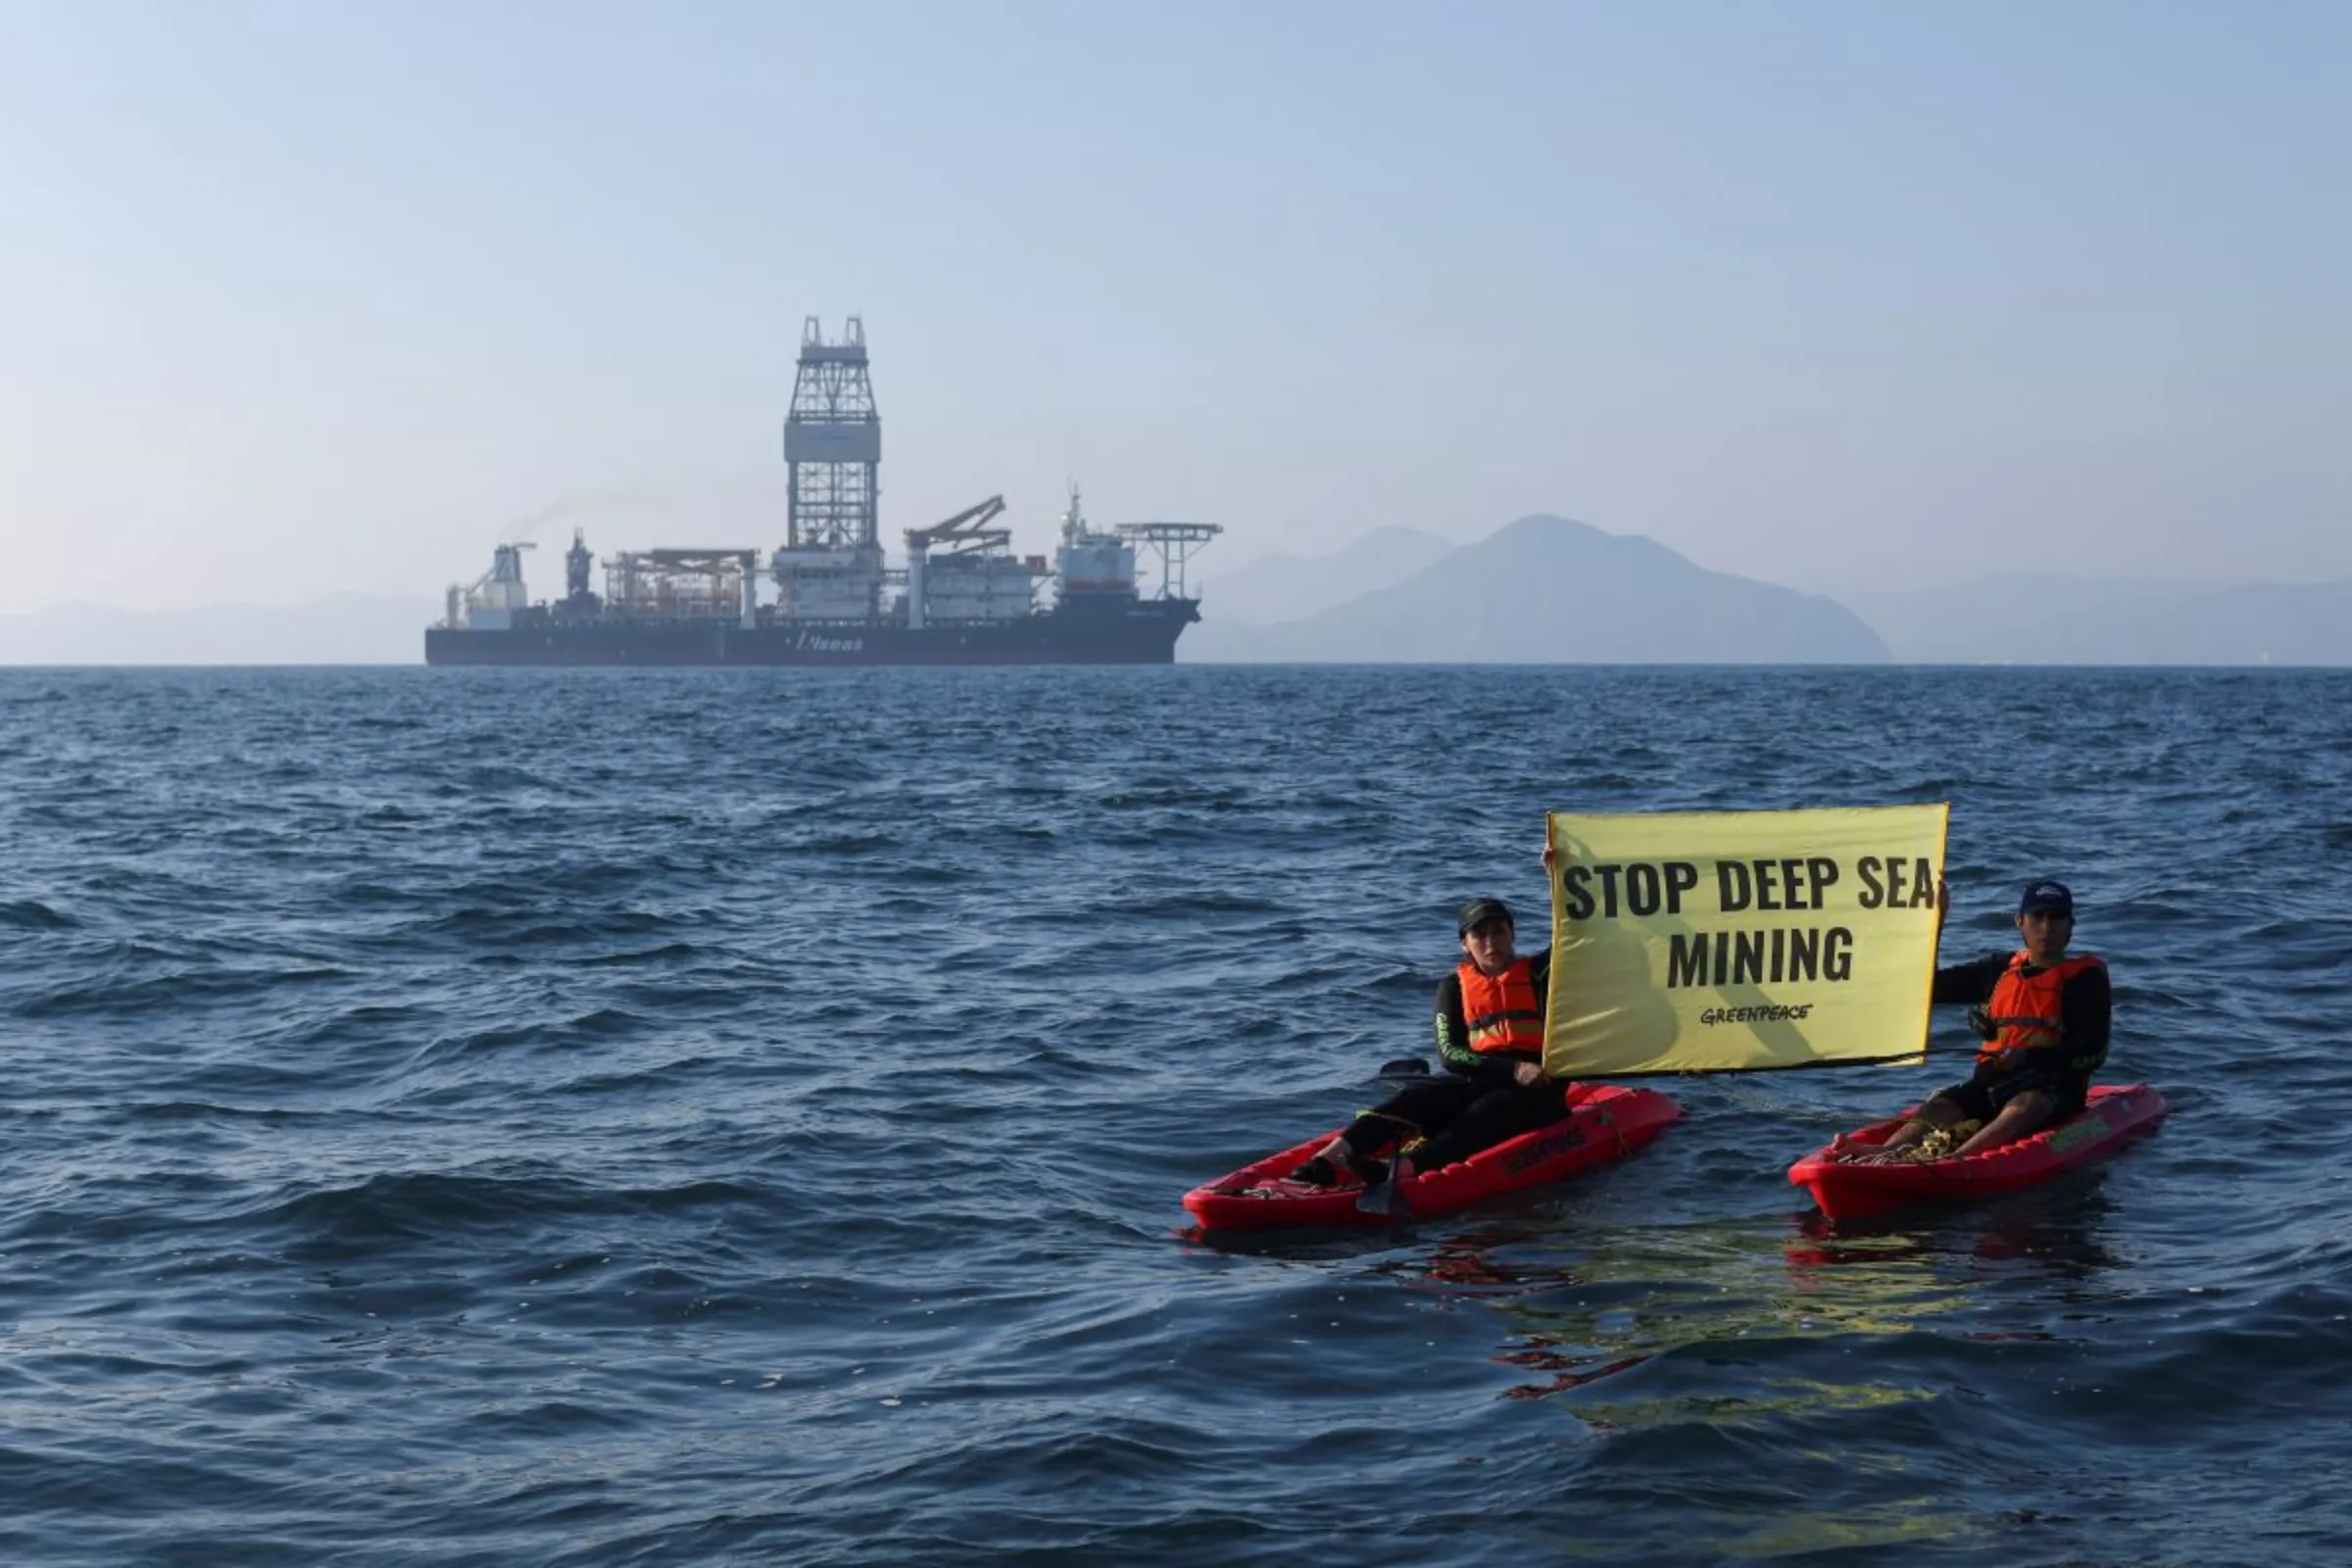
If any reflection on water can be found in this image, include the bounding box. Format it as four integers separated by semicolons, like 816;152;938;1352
1494;1347;1650;1400
1409;1224;1573;1294
1787;1183;2120;1288
1339;1199;2140;1561
1373;1180;2122;1406
1692;1499;1958;1562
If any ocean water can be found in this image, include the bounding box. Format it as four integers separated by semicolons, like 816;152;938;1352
2;663;2348;1568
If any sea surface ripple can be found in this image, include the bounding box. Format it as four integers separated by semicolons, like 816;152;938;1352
3;664;2348;1566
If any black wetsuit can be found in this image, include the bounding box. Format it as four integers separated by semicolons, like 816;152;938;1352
1333;948;1569;1171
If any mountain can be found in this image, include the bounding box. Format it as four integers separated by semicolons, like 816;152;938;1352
1195;526;1455;626
1185;515;1889;663
0;594;431;665
1848;578;2352;665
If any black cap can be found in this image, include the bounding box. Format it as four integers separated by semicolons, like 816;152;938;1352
2017;879;2075;917
1458;898;1515;936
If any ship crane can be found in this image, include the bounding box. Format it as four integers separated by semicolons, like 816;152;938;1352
905;495;1011;556
903;495;1048;630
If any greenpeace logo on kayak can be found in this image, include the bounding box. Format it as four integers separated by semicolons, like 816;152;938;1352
1699;1003;1816;1027
1501;1121;1588;1175
2041;1118;2111;1155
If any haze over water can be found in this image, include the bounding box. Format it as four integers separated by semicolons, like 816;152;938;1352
8;6;2350;617
4;664;2349;1566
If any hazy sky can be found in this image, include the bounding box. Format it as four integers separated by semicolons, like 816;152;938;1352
3;0;2347;615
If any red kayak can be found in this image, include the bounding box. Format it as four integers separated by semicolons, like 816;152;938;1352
1788;1083;2169;1221
1182;1083;1682;1232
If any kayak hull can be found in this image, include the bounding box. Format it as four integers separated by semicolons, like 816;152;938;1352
1182;1083;1682;1232
1788;1082;2169;1222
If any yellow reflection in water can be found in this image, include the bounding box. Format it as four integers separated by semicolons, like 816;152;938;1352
1388;1185;2115;1407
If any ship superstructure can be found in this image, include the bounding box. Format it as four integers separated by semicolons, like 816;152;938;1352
426;318;1217;666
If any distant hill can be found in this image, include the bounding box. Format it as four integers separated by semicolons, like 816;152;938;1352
0;594;430;665
1197;525;1455;626
1185;514;1889;663
1848;578;2352;665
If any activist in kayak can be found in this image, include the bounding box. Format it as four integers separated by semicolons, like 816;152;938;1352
1838;877;2111;1165
1288;888;1572;1189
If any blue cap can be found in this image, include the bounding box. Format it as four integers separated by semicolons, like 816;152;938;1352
2018;879;2075;917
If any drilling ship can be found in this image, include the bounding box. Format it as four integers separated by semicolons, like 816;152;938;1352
424;318;1218;667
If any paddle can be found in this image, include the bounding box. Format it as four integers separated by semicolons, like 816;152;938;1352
1350;1057;1435;1218
1351;1063;1582;1217
1355;1150;1414;1218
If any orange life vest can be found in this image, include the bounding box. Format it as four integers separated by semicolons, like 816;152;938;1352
1977;952;2105;1070
1458;957;1544;1054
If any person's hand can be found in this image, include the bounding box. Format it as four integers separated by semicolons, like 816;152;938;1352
1542;842;1557;873
1512;1060;1548;1088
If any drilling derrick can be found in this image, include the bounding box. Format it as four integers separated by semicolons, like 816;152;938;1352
773;316;885;619
784;316;879;548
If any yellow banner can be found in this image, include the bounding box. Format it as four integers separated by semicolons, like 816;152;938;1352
1541;803;1948;1077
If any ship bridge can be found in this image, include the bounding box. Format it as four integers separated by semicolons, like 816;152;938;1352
1052;485;1220;604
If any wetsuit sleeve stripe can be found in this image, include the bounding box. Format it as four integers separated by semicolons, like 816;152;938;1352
1435;973;1520;1085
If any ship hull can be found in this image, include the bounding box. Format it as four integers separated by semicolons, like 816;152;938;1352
424;598;1198;667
